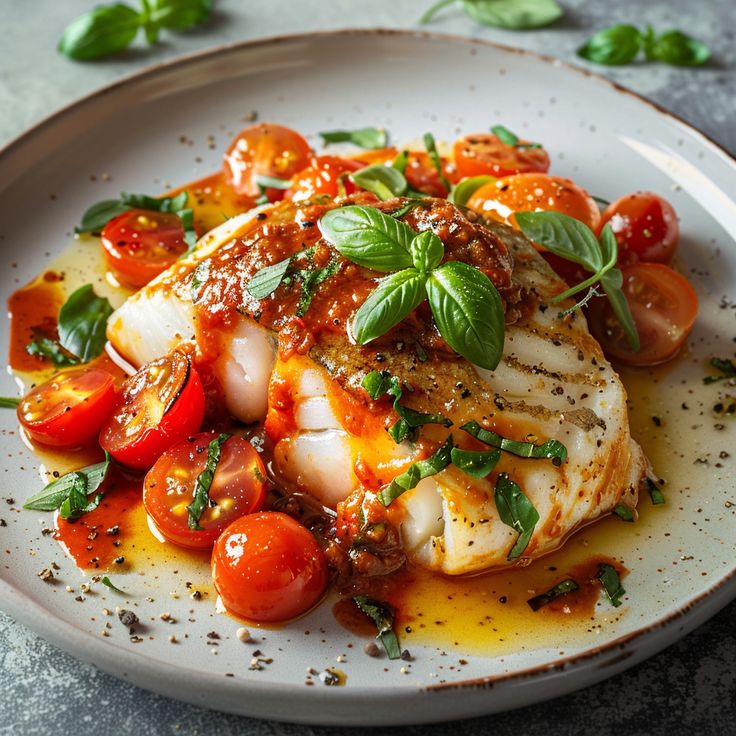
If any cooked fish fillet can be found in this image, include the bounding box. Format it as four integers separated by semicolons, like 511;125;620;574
108;195;647;575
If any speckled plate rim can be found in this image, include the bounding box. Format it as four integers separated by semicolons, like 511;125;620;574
0;29;735;725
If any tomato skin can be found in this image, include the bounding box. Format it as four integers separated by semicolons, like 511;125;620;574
467;173;601;233
587;263;698;366
101;209;188;289
17;369;116;448
100;352;205;470
454;133;550;179
599;192;679;265
212;512;328;623
223;124;311;197
286;155;363;201
144;433;267;549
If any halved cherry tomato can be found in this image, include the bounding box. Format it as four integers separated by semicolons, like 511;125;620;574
101;209;188;289
587;263;698;366
454;133;550;179
405;152;455;197
100;351;205;470
144;433;267;549
223;123;311;198
17;368;116;448
599;192;679;265
212;511;328;623
286;155;363;201
467;173;601;233
352;147;399;166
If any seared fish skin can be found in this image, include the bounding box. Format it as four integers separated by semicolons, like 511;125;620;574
108;195;646;575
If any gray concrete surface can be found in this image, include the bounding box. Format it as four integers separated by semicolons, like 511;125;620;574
1;0;735;733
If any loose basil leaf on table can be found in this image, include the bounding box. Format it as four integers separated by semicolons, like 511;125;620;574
320;127;388;150
597;563;626;607
577;24;643;65
494;473;540;560
426;261;505;371
527;579;579;611
57;284;114;362
353;595;401;659
643;29;710;67
187;433;230;530
350;165;408;201
421;0;563;29
450;447;501;479
144;0;213;35
449;175;495;207
58;3;141;61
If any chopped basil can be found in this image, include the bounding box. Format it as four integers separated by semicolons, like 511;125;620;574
450;447;500;479
614;503;635;522
377;436;454;506
187;433;230;530
362;370;452;444
295;256;341;317
597;563;625;607
527;579;579;611
461;420;567;465
353;595;401;659
23;453;110;517
57;284;114;363
320;127;388;150
703;357;736;384
646;478;666;505
490;125;542;150
449;175;494;207
422;132;451;192
494;473;540;560
421;0;563;30
0;397;20;409
101;575;126;594
350;165;408;200
26;335;80;367
191;259;210;302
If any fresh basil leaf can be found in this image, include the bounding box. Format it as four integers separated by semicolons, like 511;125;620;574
646;478;666;505
494;473;539;560
26;337;80;367
191;260;210;302
491;124;519;147
703;357;736;384
597;563;625;607
0;397;20;409
409;231;444;273
449;175;495;207
392;150;409;174
187;433;231;530
362;370;395;401
515;211;603;273
121;191;189;212
600;268;640;351
145;0;212;31
461;420;567;465
644;30;710;67
23;454;110;512
422;133;451;192
422;0;563;28
319;205;415;272
377;436;454;506
350;165;408;200
450;447;500;479
353;269;427;345
426;261;505;371
75;199;130;234
527;579;578;611
58;3;141;61
320;127;388;150
176;207;197;255
59;472;103;522
353;596;401;659
614;503;635;522
577;25;643;65
254;175;292;190
247;256;292;300
57;284;113;362
101;575;126;594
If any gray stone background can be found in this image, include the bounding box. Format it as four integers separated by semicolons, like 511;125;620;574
1;0;734;733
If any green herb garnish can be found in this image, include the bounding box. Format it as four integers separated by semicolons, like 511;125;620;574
450;446;500;479
515;211;639;351
59;0;212;61
422;132;451;192
26;336;80;367
101;575;126;594
614;503;635;522
320;127;388;150
351;165;408;200
362;370;452;444
578;24;710;67
191;260;210;302
703;357;736;384
490;125;542;150
494;473;540;560
646;478;666;505
319;205;505;371
527;579;579;611
421;0;563;29
187;433;230;530
0;397;20;409
57;284;114;363
449;175;494;207
377;436;454;506
353;595;401;659
597;563;625;607
461;420;567;465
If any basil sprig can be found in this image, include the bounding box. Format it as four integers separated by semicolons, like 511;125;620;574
23;454;110;520
353;596;401;659
58;285;114;363
377;436;454;506
59;0;212;61
350;165;408;201
495;473;540;560
578;25;710;67
597;563;625;607
491;125;542;150
515;211;639;351
703;357;736;384
461;420;567;466
527;579;579;611
421;0;563;29
320;128;388;150
362;370;452;444
187;433;230;530
319;205;505;371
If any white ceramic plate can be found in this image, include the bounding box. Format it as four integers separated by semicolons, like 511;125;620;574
1;30;735;726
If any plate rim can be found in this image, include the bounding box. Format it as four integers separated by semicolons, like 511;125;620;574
1;27;735;722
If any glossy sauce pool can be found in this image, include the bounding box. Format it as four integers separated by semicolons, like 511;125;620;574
6;172;674;656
